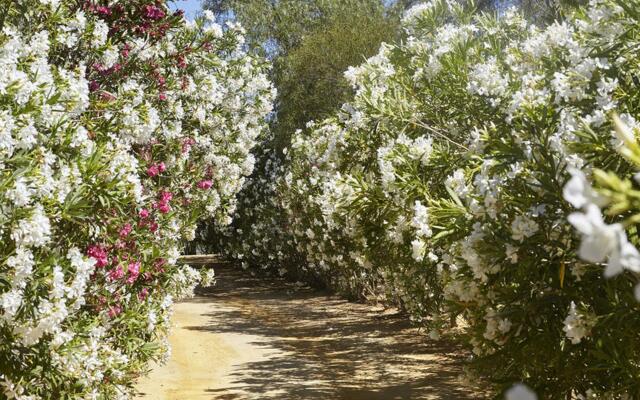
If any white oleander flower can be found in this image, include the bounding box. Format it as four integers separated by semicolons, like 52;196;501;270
563;301;593;344
568;204;640;277
10;206;51;248
563;169;605;209
7;178;34;208
411;200;432;238
91;21;109;48
511;215;539;242
411;238;426;262
506;384;537;400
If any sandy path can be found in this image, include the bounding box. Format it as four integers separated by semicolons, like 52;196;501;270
135;265;487;399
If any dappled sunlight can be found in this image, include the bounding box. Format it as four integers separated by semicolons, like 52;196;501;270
138;265;487;399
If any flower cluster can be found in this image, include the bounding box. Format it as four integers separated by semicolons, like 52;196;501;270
217;0;640;397
0;1;273;398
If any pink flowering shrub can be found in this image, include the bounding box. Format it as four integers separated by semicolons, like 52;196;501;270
0;1;274;398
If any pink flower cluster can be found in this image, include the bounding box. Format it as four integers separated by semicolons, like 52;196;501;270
138;287;149;300
106;261;141;285
87;244;109;268
197;180;213;190
147;162;166;177
96;5;112;16
153;191;173;214
139;207;159;233
119;223;133;238
83;2;118;17
121;43;131;58
93;62;123;77
177;54;188;69
154;258;167;273
107;305;122;318
144;4;166;20
108;265;125;281
182;137;195;153
127;261;141;284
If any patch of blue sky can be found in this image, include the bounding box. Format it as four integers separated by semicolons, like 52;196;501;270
168;0;202;20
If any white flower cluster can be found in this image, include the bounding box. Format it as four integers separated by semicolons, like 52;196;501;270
564;150;640;282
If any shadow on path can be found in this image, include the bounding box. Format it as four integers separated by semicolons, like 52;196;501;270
177;265;488;400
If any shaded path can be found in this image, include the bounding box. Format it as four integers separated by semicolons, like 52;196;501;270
136;265;487;399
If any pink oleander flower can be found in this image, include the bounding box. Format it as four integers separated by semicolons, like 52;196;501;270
154;258;167;272
159;191;173;202
177;55;187;69
154;190;173;213
144;4;166;20
159;93;167;101
100;92;116;102
127;261;141;284
147;164;160;177
197;180;213;190
182;137;195;153
97;296;107;307
96;5;111;16
158;162;166;172
121;44;131;58
108;265;125;281
139;208;150;218
149;221;159;232
138;287;149;300
119;223;132;238
107;305;122;318
87;244;109;268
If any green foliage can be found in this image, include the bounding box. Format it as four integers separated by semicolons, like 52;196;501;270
206;0;392;52
272;7;399;149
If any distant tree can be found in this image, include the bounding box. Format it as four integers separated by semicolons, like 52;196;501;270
203;0;402;150
204;0;394;55
517;0;588;24
272;9;398;148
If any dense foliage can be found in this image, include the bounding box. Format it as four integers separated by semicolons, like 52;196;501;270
0;1;273;398
218;0;640;397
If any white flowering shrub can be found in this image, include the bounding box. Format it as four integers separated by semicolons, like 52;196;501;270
219;0;640;397
0;1;273;398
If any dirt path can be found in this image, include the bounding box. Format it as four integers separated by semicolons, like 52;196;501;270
136;265;487;399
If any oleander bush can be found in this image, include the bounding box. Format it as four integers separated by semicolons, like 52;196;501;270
0;1;273;398
218;0;640;397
